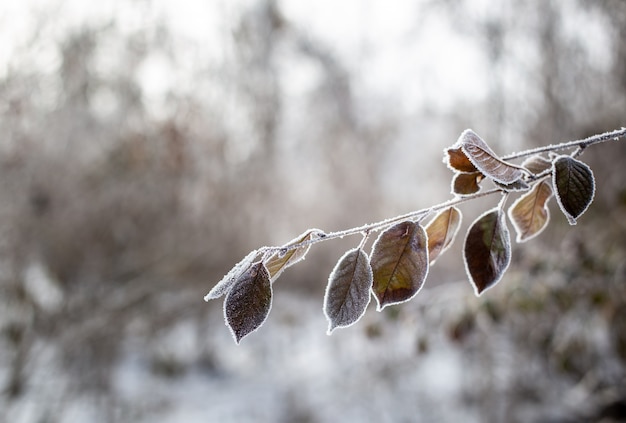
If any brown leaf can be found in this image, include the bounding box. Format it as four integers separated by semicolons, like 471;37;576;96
521;155;552;175
324;248;373;334
264;229;323;281
425;207;462;265
459;129;525;184
452;172;484;196
552;156;595;225
204;250;259;301
494;178;530;193
508;180;553;242
463;208;511;296
370;221;429;310
445;147;479;172
224;262;272;344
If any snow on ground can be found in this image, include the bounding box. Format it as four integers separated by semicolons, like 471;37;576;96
113;290;480;423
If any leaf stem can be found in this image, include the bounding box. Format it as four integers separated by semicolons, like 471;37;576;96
498;192;510;211
358;231;370;250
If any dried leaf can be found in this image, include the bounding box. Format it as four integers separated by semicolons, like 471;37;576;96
370;221;429;310
552;156;595;225
452;172;484;196
494;178;530;193
204;250;258;301
265;229;323;281
224;262;272;344
522;155;552;175
445;146;479;172
463;208;511;296
324;248;373;334
459;129;525;184
508;180;553;242
425;207;462;265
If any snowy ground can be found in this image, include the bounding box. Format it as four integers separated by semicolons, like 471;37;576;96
3;263;624;423
117;290;480;423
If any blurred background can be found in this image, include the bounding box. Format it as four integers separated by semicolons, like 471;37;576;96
1;0;625;422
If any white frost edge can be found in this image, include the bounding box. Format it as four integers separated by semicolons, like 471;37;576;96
223;262;273;345
204;249;259;301
323;248;373;335
462;208;511;297
426;206;462;265
551;155;596;226
459;129;526;185
521;155;552;175
370;222;430;311
267;228;324;282
507;181;553;243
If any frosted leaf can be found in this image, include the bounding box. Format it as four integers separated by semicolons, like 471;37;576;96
224;262;272;344
508;180;553;243
425;207;462;265
204;250;258;301
370;221;429;310
324;248;373;334
459;129;525;184
444;146;479;173
494;178;530;193
522;155;552;175
463;208;511;296
264;229;324;282
552;156;595;225
452;172;483;196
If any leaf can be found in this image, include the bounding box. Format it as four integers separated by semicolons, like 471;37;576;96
224;262;272;344
508;180;553;242
204;250;259;301
494;178;530;193
522;155;552;175
463;208;511;296
370;221;429;310
452;172;484;196
425;207;462;265
459;129;525;184
264;229;323;281
323;248;373;334
552;156;595;225
445;146;479;172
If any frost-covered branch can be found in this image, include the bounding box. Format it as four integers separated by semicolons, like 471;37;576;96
257;127;626;256
502;127;626;160
206;127;626;344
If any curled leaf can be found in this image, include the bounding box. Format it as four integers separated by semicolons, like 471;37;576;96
324;248;373;334
552;156;595;225
494;178;530;193
508;180;553;242
463;208;511;296
204;250;259;301
445;147;479;173
370;221;429;310
522;155;552;175
265;229;324;281
459;129;525;184
452;172;484;196
224;262;272;344
425;207;462;265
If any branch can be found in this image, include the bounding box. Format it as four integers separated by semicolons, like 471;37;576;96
502;127;626;160
262;127;626;255
207;127;626;344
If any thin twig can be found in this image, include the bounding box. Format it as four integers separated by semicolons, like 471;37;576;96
262;188;504;254
502;127;626;160
258;127;626;255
